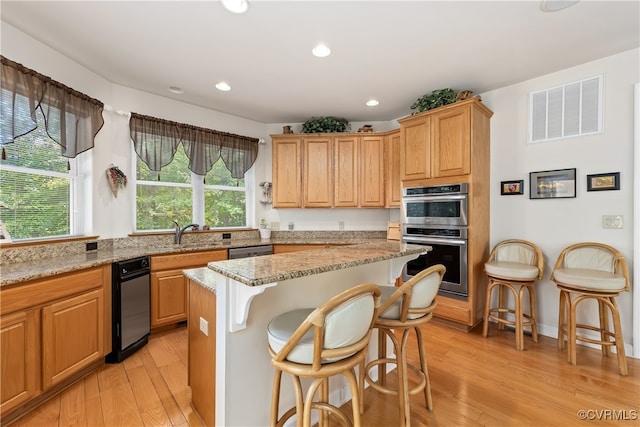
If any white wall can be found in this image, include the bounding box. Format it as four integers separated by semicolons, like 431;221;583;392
481;48;638;350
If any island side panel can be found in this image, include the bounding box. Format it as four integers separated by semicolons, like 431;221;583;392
216;261;391;427
188;279;216;427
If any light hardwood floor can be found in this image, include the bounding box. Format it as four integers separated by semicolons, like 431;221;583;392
8;322;639;427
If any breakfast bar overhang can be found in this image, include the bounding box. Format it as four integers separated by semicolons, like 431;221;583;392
184;241;428;426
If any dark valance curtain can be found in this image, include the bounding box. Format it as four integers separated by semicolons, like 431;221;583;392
130;112;259;179
0;56;104;158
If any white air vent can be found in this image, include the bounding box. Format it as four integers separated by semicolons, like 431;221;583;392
529;75;602;143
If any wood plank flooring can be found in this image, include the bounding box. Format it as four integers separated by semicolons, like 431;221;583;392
8;321;639;427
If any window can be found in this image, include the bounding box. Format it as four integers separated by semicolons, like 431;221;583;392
134;146;248;231
0;111;83;240
529;75;602;143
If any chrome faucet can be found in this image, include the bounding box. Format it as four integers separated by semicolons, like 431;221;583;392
173;220;199;244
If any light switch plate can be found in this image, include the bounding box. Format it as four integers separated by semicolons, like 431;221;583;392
199;317;209;336
602;215;623;229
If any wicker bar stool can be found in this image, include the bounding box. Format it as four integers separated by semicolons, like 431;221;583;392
482;239;544;351
551;242;630;376
267;283;381;427
362;264;445;427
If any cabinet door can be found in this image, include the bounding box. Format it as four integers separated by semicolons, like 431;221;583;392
334;136;358;207
151;269;187;328
400;116;431;181
385;131;402;207
432;105;471;177
42;289;104;389
303;137;333;207
272;138;302;207
359;136;385;207
1;310;38;414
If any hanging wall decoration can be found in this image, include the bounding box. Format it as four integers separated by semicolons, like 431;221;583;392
107;164;128;197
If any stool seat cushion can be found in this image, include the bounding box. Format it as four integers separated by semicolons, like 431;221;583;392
485;261;539;281
268;309;314;364
553;268;626;291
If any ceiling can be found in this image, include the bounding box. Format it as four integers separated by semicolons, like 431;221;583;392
1;1;638;124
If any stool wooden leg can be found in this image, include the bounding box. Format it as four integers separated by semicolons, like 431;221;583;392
415;326;433;411
568;295;583;366
515;285;525;351
483;280;495;338
498;285;507;331
270;369;283;427
378;329;387;386
346;367;362;427
558;290;567;350
528;285;539;343
598;298;611;357
398;329;411;427
608;297;628;376
358;358;365;415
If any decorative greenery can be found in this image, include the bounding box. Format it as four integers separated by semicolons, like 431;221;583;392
301;116;350;133
411;88;458;114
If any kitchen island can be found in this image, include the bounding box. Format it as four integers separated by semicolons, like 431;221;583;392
184;240;428;427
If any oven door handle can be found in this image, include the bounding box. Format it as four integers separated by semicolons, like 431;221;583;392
404;236;467;246
403;194;467;201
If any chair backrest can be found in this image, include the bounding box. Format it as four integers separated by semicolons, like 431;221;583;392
272;283;381;371
379;264;446;322
552;242;630;291
488;239;544;279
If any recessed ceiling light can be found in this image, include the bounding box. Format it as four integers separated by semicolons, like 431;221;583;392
540;0;579;12
216;82;231;91
168;86;184;94
221;0;249;14
312;44;331;58
366;99;380;107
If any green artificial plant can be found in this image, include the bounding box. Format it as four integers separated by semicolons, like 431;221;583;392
410;88;458;114
301;116;350;133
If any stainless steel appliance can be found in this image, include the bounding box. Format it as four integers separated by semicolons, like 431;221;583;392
228;244;274;259
402;183;469;299
402;183;468;226
106;256;151;363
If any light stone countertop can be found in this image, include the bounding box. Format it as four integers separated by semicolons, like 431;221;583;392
0;234;395;287
203;240;428;286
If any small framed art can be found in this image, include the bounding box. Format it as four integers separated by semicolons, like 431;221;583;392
586;172;620;192
501;180;524;195
529;168;576;199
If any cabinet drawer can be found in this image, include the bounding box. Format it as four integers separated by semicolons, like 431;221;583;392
151;249;227;271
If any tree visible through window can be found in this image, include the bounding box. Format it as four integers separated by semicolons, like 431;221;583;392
135;146;246;231
0;112;79;240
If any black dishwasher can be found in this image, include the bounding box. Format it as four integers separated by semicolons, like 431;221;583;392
106;256;151;363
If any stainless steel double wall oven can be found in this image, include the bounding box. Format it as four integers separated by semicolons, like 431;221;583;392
402;183;469;299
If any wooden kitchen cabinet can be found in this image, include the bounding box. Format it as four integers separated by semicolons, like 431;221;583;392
150;249;227;328
385;130;402;207
0;265;110;423
0;310;38;414
272;133;388;209
272;137;302;208
41;288;104;389
273;244;338;254
303;137;333;207
399;97;492;184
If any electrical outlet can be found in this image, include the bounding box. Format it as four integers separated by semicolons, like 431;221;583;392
602;215;623;229
222;232;231;239
339;221;344;230
85;241;98;251
199;317;209;336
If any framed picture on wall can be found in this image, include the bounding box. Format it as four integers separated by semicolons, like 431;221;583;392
529;168;576;199
500;180;524;195
586;172;620;191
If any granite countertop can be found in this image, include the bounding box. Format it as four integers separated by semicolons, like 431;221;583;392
204;240;427;286
0;236;394;287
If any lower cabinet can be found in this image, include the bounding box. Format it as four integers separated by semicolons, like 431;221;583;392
0;310;38;414
0;265;109;421
41;288;104;389
150;249;227;328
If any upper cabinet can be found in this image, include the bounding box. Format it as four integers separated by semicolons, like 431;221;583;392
398;98;493;185
271;133;390;208
385;130;401;207
272;138;302;208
